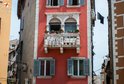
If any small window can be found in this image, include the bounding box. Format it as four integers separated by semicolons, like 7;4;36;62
12;44;15;47
68;0;85;6
47;0;58;6
46;0;64;6
67;58;89;77
33;59;55;77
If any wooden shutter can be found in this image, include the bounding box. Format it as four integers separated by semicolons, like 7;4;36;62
50;59;55;76
67;59;73;76
33;59;41;77
83;59;90;76
80;0;85;5
59;0;64;6
46;0;51;6
68;0;72;5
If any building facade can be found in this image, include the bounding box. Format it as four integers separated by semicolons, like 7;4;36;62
17;0;36;84
108;0;124;84
0;0;12;84
8;39;19;83
17;0;95;84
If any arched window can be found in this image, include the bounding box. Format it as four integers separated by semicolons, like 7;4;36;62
49;18;61;33
64;18;77;33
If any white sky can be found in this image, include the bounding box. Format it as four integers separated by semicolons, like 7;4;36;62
93;0;108;74
10;0;108;75
10;0;20;40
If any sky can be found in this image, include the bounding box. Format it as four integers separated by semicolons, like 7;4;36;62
93;0;108;74
10;0;108;75
10;0;20;40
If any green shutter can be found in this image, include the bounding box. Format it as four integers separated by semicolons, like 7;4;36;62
67;59;73;76
68;0;72;5
33;59;41;77
59;0;64;6
83;59;90;76
80;0;85;6
50;59;55;76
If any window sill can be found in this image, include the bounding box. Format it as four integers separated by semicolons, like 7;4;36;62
66;5;80;8
37;76;52;79
46;6;60;8
70;76;86;79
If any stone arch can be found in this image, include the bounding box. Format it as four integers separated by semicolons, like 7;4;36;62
49;18;61;24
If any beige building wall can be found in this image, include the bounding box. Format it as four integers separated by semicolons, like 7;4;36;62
0;0;12;84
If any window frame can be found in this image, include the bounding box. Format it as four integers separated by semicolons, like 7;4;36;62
72;58;84;77
46;0;63;8
37;58;55;78
67;57;89;78
67;0;85;7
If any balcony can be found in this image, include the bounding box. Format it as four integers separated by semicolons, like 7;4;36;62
44;33;80;53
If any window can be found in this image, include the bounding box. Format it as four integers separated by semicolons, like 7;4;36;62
65;18;77;33
12;44;15;48
33;58;55;77
46;0;64;6
49;18;61;33
68;0;85;6
67;58;89;77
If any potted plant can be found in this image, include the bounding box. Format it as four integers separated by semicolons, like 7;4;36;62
75;29;79;33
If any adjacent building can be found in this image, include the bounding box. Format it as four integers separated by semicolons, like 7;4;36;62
8;39;19;83
0;0;12;84
107;0;124;84
100;58;111;84
17;0;36;84
17;0;95;84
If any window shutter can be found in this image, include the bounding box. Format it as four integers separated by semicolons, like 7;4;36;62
50;59;55;76
33;59;41;77
46;0;51;6
59;0;64;6
83;59;90;76
68;0;72;5
80;0;85;6
67;59;73;76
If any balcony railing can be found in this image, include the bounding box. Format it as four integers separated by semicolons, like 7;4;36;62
44;33;80;53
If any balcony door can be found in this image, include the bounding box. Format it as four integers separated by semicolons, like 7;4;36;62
49;18;61;33
65;18;77;33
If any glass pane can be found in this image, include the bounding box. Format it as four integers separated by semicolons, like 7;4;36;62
51;0;58;6
46;60;50;76
65;23;76;33
73;60;78;76
79;60;83;76
41;60;44;76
